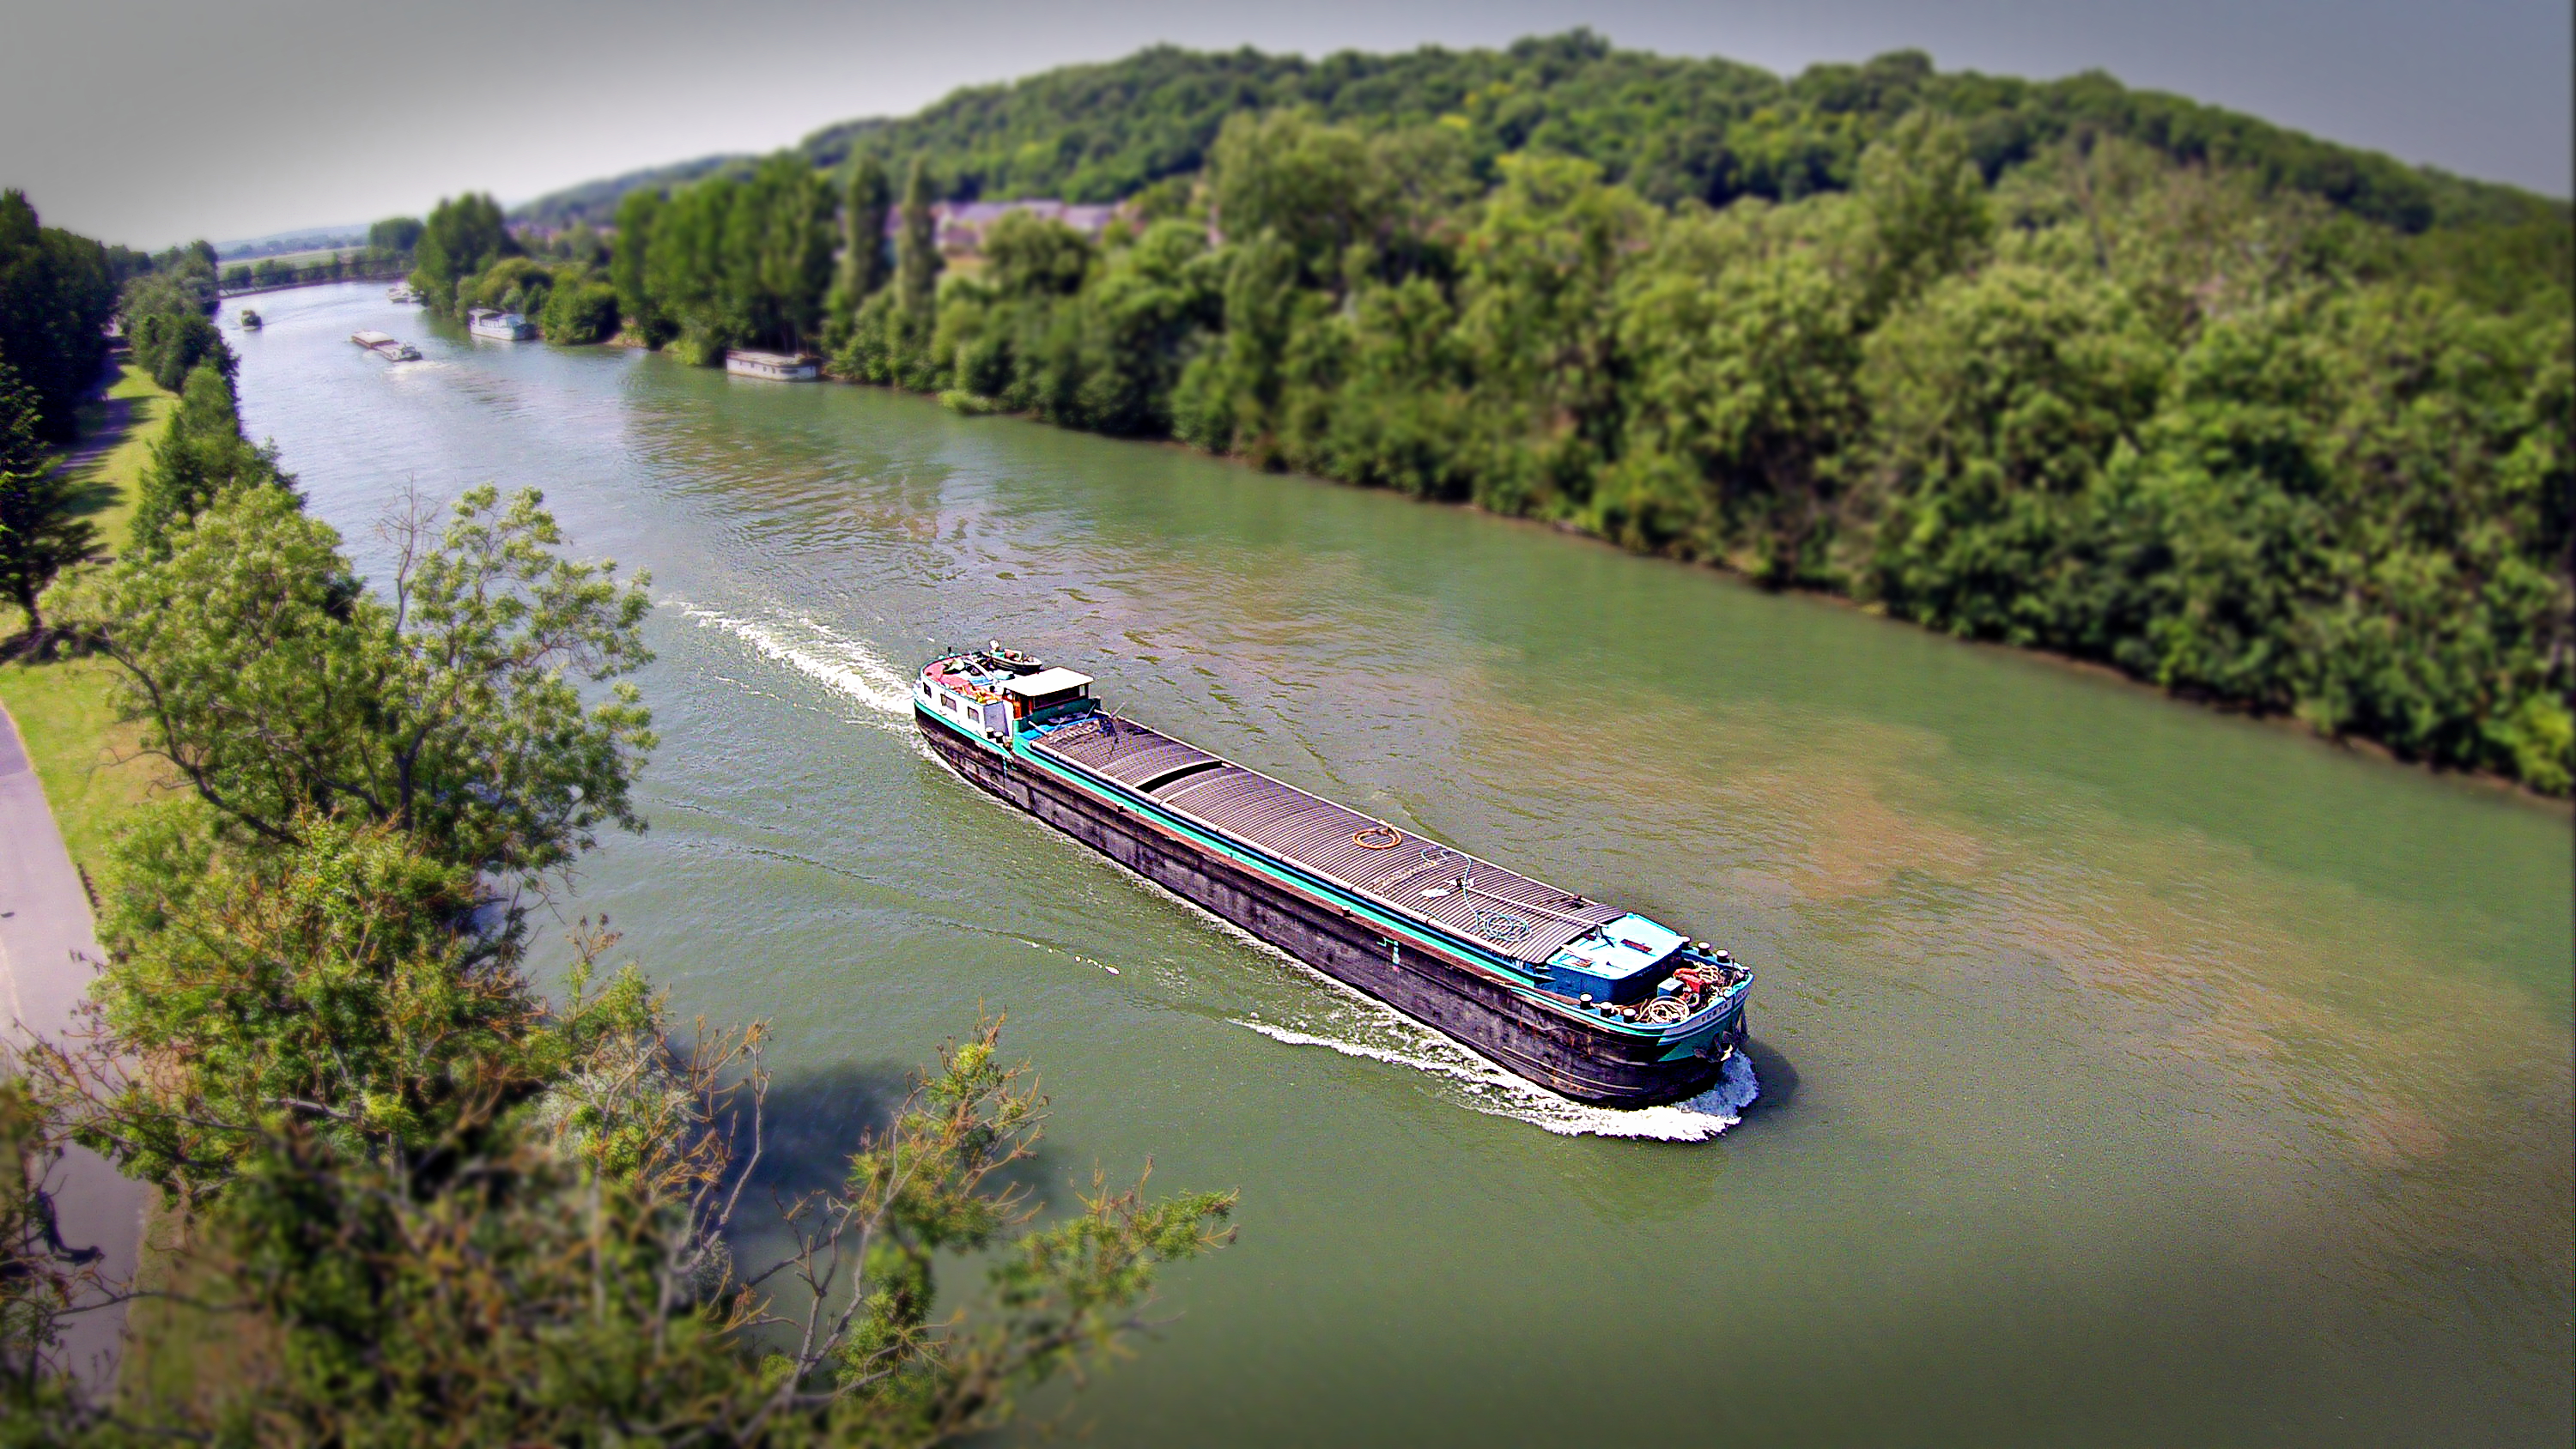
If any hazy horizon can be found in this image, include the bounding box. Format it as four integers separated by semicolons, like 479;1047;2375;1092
7;0;2567;251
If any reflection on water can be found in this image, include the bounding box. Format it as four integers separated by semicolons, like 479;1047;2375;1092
233;285;2572;1447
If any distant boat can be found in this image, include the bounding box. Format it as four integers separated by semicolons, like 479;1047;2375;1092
350;330;419;361
386;284;421;304
723;349;818;381
239;308;262;330
466;307;535;341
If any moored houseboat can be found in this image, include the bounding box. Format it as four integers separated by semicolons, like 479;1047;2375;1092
914;646;1754;1106
724;349;818;380
466;307;536;341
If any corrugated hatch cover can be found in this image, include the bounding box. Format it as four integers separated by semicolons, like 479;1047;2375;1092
1034;716;1622;964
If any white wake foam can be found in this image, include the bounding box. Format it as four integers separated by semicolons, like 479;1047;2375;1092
1236;1017;1758;1141
667;599;914;724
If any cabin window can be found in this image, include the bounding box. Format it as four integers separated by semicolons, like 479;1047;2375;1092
939;690;957;712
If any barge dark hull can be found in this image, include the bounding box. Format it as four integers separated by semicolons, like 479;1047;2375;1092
919;710;1742;1107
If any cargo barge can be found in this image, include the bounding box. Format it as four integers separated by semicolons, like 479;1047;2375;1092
914;646;1753;1106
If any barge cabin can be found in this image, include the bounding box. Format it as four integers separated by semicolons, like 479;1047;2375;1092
349;330;419;361
913;646;1753;1106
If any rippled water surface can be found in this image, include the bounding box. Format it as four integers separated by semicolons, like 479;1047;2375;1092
232;286;2572;1446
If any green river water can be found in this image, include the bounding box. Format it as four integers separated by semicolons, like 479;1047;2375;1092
231;284;2570;1446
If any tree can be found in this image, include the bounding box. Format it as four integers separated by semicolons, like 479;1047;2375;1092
0;361;96;638
824;155;894;354
981;212;1092;300
49;483;656;880
128;361;290;558
0;191;117;442
368;215;424;255
1858;262;2168;632
896;157;942;324
538;273;621;343
1856;111;1994;319
122;269;233;393
1209;112;1390;287
726;152;835;354
69;809;542;1205
611;185;668;344
411;193;513;317
1608;244;1866;578
1455;155;1653;512
647;179;739;363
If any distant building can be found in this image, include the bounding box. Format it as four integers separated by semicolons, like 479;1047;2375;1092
885;199;1130;255
725;349;818;381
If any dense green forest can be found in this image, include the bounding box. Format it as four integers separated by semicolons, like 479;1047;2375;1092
0;191;119;441
519;33;2557;234
478;35;2573;795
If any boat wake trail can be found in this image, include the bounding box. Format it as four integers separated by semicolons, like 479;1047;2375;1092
667;599;914;728
1231;1012;1758;1142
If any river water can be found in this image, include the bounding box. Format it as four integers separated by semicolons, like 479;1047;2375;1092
230;284;2571;1446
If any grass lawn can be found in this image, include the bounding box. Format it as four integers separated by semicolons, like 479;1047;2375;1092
0;366;179;881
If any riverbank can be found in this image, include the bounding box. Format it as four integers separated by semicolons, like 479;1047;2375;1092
838;365;2576;809
0;367;176;871
219;270;406;299
0;364;177;1391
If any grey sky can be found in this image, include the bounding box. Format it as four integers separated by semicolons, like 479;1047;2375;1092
5;0;2567;250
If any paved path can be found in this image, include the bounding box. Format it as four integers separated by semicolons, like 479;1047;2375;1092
0;699;143;1385
55;394;132;481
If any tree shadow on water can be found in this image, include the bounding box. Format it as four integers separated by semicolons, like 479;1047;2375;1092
735;1060;915;1202
732;1058;1063;1207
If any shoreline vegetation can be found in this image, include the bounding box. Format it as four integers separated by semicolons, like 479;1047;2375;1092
413;33;2570;797
1;199;1236;1440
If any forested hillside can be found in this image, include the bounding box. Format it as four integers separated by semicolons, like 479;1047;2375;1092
517;32;2558;234
478;34;2571;795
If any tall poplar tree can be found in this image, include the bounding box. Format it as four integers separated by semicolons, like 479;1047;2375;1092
823;156;892;353
841;156;893;300
611;187;668;344
895;157;942;323
0;361;96;636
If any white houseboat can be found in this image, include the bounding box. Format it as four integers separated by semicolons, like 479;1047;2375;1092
723;349;818;381
467;307;536;341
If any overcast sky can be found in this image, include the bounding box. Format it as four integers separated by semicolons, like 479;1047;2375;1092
6;0;2567;250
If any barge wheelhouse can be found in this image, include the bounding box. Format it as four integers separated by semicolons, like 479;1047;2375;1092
914;646;1753;1107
